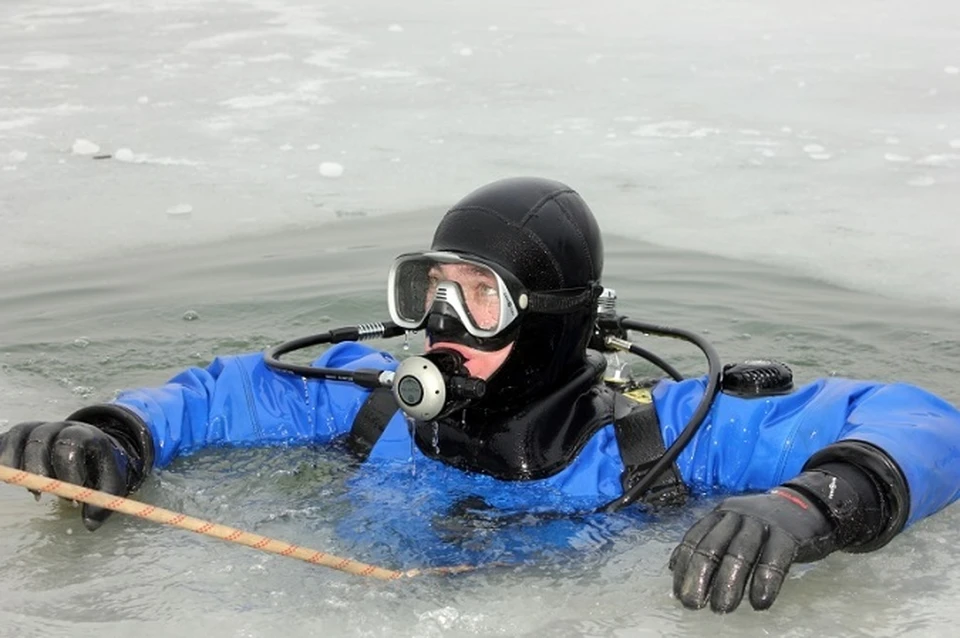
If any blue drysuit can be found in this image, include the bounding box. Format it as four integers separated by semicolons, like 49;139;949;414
112;342;960;567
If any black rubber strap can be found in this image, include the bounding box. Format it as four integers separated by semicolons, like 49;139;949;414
346;387;400;461
613;397;688;507
784;467;873;549
802;440;910;552
66;404;155;491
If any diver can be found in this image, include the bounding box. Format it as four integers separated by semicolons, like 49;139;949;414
2;176;960;614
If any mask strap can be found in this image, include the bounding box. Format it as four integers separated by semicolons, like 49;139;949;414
526;282;602;314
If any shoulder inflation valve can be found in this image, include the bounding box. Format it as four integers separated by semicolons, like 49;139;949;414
721;359;794;398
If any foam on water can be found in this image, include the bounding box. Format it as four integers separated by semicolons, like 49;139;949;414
319;161;344;178
70;138;100;155
0;0;958;304
0;0;960;304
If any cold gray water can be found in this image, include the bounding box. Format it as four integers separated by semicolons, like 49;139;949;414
2;0;960;636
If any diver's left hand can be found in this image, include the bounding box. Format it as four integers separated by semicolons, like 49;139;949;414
668;487;838;613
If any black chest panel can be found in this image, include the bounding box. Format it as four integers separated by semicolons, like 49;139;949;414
347;358;687;506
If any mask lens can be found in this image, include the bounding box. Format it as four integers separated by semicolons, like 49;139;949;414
433;264;501;331
392;258;433;325
390;253;511;335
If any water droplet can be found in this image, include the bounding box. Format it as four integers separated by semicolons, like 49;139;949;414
301;378;315;431
405;414;418;475
431;421;440;455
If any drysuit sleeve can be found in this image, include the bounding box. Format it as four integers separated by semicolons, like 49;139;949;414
654;377;960;529
76;342;398;469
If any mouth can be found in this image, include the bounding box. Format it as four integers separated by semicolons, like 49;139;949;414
426;341;477;362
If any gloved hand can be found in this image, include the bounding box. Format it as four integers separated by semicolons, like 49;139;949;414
0;407;153;531
669;486;839;613
669;448;906;614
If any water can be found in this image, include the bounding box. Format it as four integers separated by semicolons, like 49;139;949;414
2;0;960;636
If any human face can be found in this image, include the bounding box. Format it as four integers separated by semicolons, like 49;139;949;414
424;263;514;379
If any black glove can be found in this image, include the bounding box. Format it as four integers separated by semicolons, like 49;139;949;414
669;461;894;613
0;405;153;531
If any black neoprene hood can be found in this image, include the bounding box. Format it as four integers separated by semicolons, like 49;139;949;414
429;176;605;417
431;176;603;292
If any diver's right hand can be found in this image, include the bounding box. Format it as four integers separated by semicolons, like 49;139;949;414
0;420;145;531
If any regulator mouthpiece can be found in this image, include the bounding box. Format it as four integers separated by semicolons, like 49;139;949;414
391;349;486;421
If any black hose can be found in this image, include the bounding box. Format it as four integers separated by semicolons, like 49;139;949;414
599;317;724;512
626;343;684;382
264;321;404;386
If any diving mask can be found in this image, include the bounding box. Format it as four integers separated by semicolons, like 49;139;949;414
387;251;601;342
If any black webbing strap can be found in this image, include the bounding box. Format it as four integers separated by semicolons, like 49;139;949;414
613;395;688;507
346;386;399;461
